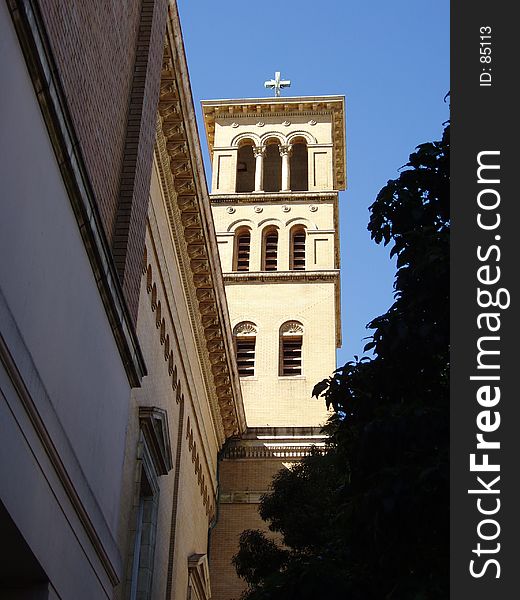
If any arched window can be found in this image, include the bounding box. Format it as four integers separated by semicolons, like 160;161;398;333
262;227;278;271
290;140;308;191
234;228;251;271
290;226;306;270
263;141;282;192
279;321;304;376
236;143;255;192
234;322;257;378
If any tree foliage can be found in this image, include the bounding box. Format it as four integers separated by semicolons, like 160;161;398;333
232;123;450;600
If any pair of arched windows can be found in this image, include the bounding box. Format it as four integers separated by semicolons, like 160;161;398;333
233;321;304;378
233;226;306;272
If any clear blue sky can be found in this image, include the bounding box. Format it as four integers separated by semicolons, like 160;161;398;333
177;0;449;367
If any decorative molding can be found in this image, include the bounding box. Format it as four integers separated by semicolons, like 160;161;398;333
6;0;146;388
220;491;267;504
280;321;304;335
138;407;173;476
143;257;186;407
306;229;336;235
231;131;262;147
222;444;326;460
233;321;257;336
286;130;317;145
142;240;225;507
252;145;266;158
260;131;286;146
185;417;214;517
165;357;185;600
187;554;212;600
155;34;246;441
223;270;339;284
210;191;338;204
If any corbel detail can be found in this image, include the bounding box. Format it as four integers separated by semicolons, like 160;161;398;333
155;38;246;442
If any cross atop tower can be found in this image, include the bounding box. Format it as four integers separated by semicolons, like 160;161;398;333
264;71;291;97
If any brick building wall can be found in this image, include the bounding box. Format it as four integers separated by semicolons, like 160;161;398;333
210;456;287;600
113;0;168;321
37;0;168;320
38;0;141;239
208;431;326;600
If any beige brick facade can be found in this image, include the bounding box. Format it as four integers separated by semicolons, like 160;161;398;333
210;458;282;600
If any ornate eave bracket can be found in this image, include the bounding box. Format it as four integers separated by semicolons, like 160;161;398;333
155;29;246;442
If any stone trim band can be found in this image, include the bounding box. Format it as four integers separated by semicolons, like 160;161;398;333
223;270;339;283
210;191;338;204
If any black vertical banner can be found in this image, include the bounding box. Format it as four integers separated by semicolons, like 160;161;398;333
452;2;519;598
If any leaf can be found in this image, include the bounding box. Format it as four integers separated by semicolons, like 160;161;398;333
312;379;329;398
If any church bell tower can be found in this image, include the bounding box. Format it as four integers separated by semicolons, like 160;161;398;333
202;80;346;599
202;86;346;427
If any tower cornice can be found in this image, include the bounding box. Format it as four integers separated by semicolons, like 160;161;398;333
210;191;338;204
223;269;339;283
202;96;346;190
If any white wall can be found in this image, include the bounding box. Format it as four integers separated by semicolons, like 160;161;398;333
0;4;131;594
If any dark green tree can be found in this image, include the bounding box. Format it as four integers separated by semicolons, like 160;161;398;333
233;123;450;600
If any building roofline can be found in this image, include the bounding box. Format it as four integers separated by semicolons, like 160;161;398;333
201;95;345;106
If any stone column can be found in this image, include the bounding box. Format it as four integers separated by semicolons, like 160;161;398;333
279;145;292;192
253;146;265;193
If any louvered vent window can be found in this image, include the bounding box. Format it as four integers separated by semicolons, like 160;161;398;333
234;321;258;378
281;337;302;376
279;321;304;377
236;231;251;271
263;230;278;271
291;229;306;270
236;337;256;377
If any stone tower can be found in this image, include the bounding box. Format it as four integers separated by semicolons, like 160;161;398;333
202;92;346;599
